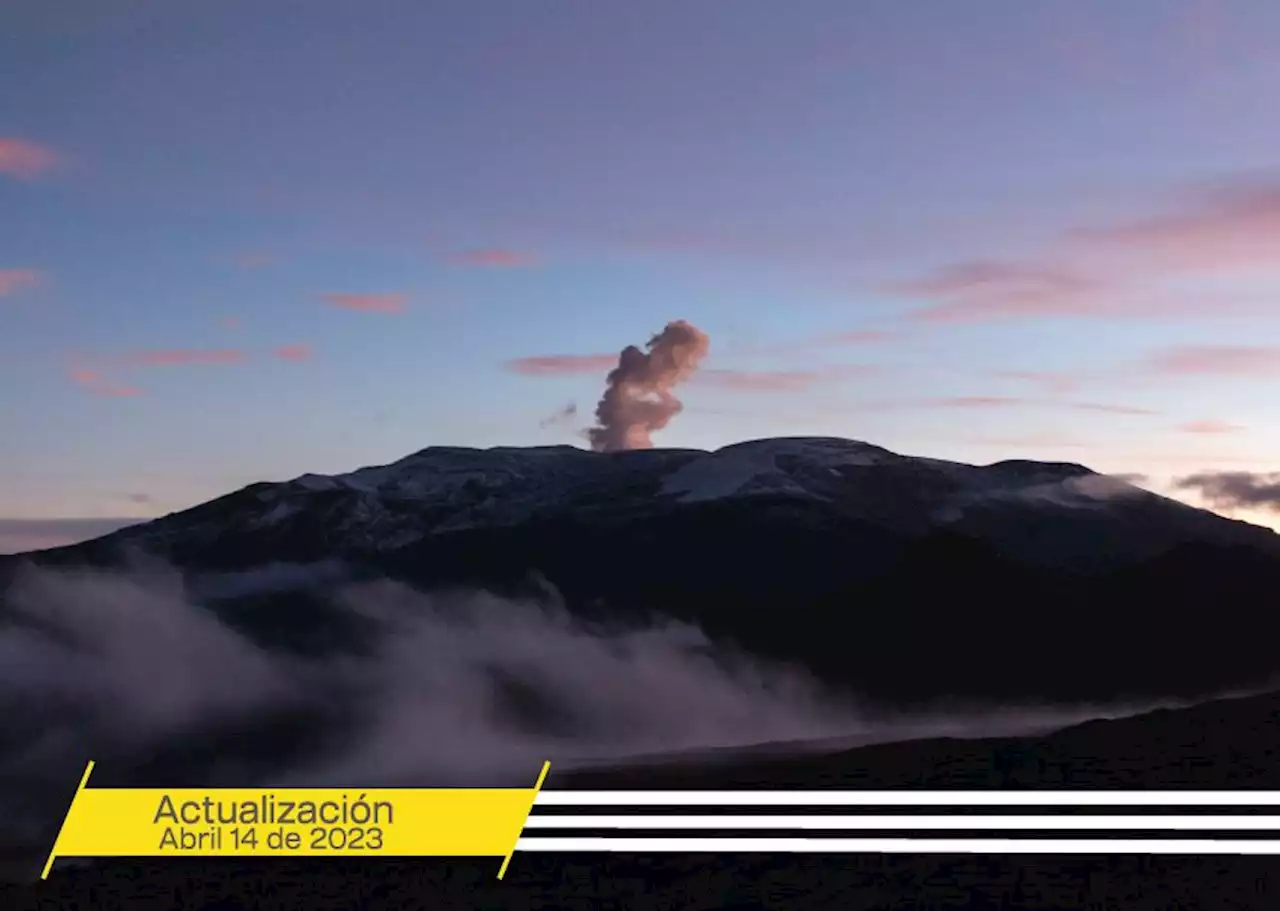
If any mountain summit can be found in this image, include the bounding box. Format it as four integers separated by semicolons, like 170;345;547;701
31;437;1277;569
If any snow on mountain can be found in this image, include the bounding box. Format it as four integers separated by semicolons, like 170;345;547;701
62;437;1275;566
659;438;894;502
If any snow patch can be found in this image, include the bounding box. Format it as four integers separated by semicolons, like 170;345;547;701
661;438;891;503
247;499;302;529
932;469;1145;521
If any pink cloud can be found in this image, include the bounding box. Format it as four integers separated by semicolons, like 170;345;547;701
124;349;246;367
890;178;1280;324
505;352;878;391
0;268;42;296
505;354;619;376
1073;182;1280;274
993;370;1080;394
1145;345;1280;375
0;137;61;180
1069;401;1158;416
926;395;1028;408
896;261;1105;323
695;366;877;392
448;249;539;268
323;292;407;314
1178;419;1245;434
65;345;249;395
918;396;1157;415
69;368;142;398
218;316;244;330
273;344;312;362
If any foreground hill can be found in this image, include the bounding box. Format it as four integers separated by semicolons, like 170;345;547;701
4;437;1280;704
563;687;1280;790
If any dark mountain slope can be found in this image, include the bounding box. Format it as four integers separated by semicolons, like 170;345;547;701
3;437;1279;704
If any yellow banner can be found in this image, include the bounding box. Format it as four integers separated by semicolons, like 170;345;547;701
42;760;549;880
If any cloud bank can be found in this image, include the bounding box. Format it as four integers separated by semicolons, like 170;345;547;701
0;559;1228;866
1174;471;1280;513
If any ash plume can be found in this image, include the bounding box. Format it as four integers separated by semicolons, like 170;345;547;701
587;320;710;452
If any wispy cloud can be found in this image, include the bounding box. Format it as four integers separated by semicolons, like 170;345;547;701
0;268;42;296
66;347;247;396
925;395;1027;408
992;370;1081;394
218;316;244;331
915;396;1157;415
447;249;539;268
505;354;618;376
1173;471;1280;513
1072;181;1280;274
896;261;1104;323
538;402;578;429
890;177;1280;323
1070;401;1158;416
507;349;881;390
273;344;312;362
1178;419;1245;434
69;368;142;398
1144;345;1280;375
0;137;62;180
323;293;407;314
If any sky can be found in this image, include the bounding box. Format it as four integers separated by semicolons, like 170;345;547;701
3;0;1280;552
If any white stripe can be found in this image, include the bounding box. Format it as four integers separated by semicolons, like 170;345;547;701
516;837;1280;855
524;815;1280;831
535;791;1280;807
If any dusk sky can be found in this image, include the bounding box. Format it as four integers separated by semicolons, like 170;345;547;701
4;0;1280;552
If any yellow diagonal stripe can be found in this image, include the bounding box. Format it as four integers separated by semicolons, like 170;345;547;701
42;760;550;878
498;760;551;880
41;759;95;880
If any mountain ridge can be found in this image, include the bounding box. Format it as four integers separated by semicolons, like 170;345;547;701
5;436;1280;705
11;437;1276;569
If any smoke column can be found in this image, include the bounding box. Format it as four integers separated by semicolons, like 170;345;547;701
587;320;710;452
